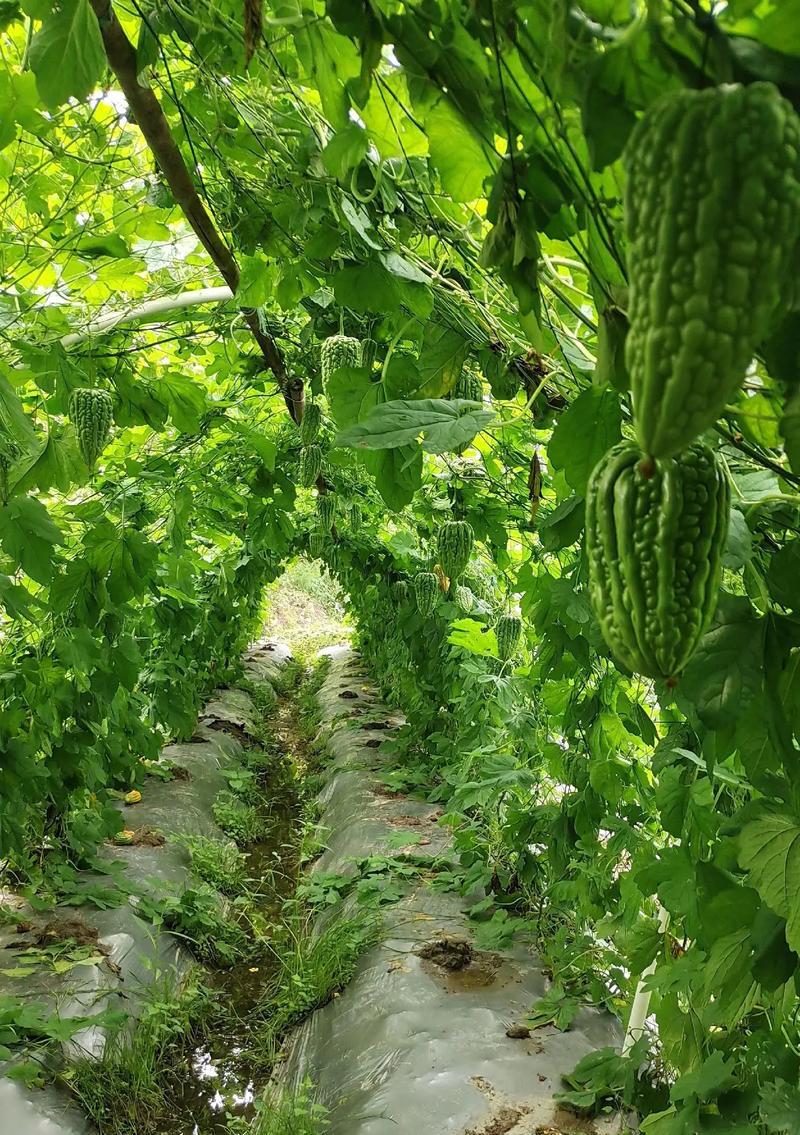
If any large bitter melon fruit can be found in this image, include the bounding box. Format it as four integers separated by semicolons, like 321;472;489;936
585;440;729;681
437;520;473;581
625;82;800;458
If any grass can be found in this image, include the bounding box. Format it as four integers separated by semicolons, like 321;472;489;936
257;909;380;1055
68;970;214;1135
137;884;253;967
177;833;248;896
249;1083;329;1134
213;793;270;845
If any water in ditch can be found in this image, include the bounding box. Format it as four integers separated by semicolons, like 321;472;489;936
161;673;310;1134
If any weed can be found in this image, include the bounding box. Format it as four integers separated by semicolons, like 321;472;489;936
177;834;248;896
258;910;380;1053
228;1081;329;1134
213;793;269;845
135;886;252;967
68;971;214;1135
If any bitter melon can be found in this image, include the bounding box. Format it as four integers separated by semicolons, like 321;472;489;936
437;520;473;582
360;338;378;370
317;494;336;531
0;430;20;505
625;82;800;458
300;445;322;488
308;532;326;558
321;335;361;385
455;584;475;612
453;370;483;402
392;579;410;605
496;615;522;661
414;572;439;616
69;387;114;469
585;440;729;681
301;403;323;446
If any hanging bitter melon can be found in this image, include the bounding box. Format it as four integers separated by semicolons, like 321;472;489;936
300;445;322;488
317;494;336;530
437;520;473;582
69;388;114;469
300;403;323;446
321;335;361;385
495;615;522;661
625;82;800;458
414;571;439;616
585;440;729;681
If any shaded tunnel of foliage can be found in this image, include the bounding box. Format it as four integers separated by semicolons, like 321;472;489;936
2;0;800;1129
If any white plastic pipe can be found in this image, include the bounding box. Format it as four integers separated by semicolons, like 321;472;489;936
621;902;670;1056
59;286;234;347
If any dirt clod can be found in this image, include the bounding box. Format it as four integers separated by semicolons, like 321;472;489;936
339;689;359;699
465;1106;527;1135
505;1024;531;1039
416;934;473;970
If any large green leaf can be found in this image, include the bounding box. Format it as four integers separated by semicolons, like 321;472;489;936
29;0;105;108
679;595;765;729
740;814;800;953
335;398;493;453
548;386;622;494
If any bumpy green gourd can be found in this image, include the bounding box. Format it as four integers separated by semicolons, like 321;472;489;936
585;440;729;681
453;370;483;402
414;572;439;616
392;579;410;605
625;82;800;458
495;615;522;661
321;335;361;385
317;494;336;530
69;388;114;469
300;403;323;446
360;338;378;370
0;430;20;505
437;520;473;581
300;445;322;488
455;584;474;612
348;502;360;529
308;532;326;558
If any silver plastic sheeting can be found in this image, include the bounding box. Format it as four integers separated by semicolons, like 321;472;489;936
0;639;290;1135
281;648;625;1135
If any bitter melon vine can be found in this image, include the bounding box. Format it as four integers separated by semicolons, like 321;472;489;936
625;82;800;458
68;388;114;469
585;441;729;681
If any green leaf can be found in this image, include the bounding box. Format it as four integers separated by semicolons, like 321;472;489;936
448;618;499;658
321;123;369;179
548;386;622;494
161;375;208;433
767;540;800;609
74;234;131;260
85;523;159;603
0;496;64;583
679;595;765;729
414;323;470;399
326;365;379;429
13;426;86;495
760;1079;800;1134
335;398;493;454
425;98;495;202
29;0;105;108
740;814;800;953
365;445;421;511
670;1051;734;1103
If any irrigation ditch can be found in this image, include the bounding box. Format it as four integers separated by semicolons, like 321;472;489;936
1;637;626;1135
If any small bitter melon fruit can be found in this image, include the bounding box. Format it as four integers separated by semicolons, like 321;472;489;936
69;388;114;469
301;403;323;446
300;445;322;488
496;615;522;661
414;571;439;616
317;494;336;530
